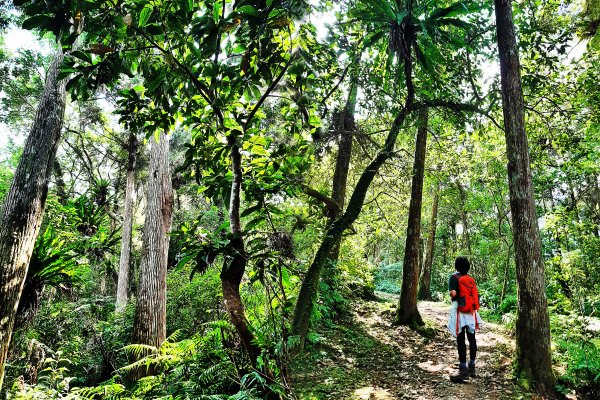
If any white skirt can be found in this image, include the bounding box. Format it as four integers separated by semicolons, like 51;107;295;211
447;301;484;338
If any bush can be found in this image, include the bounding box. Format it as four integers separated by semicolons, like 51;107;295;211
374;263;402;294
500;294;518;314
557;339;600;399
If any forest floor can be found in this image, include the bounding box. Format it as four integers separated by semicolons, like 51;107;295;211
291;292;530;400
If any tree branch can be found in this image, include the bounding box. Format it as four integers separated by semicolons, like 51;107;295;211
299;184;340;214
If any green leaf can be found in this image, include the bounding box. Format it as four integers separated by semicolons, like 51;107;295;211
237;5;259;17
70;50;93;64
436;17;472;30
213;1;222;23
396;9;408;24
308;115;321;127
240;203;262;218
428;1;485;20
176;254;195;269
245;215;264;231
22;15;53;30
139;6;153;27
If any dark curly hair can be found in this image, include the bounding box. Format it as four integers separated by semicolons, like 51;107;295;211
455;256;470;275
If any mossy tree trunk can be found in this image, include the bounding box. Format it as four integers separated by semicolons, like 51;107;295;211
0;50;67;389
396;108;428;326
323;59;359;294
494;0;556;395
222;136;261;365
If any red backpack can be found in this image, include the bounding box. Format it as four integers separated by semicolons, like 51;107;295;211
454;273;480;313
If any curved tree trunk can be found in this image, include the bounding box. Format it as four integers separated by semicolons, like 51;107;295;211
0;50;67;389
133;133;172;353
116;132;138;313
396;108;428;326
293;51;415;344
418;180;440;301
222;136;261;365
494;0;556;395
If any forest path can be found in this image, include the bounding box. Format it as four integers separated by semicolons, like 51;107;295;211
292;293;525;400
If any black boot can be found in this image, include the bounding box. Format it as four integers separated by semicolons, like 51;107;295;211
450;366;469;383
468;364;476;378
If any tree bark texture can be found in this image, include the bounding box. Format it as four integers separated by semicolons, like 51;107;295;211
0;50;67;389
222;136;261;365
456;182;472;255
494;0;556;395
52;159;68;205
397;108;428;326
323;62;359;296
116;133;138;313
133;133;173;352
292;52;416;343
418;180;439;301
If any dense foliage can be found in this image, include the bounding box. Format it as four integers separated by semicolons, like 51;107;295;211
0;0;598;398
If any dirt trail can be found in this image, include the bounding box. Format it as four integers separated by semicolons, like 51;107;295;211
292;293;523;399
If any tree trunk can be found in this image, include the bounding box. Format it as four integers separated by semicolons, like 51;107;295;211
0;50;67;389
418;180;440;301
293;66;415;344
132;133;172;353
457;182;472;256
323;60;359;294
222;136;261;365
396;108;428;326
52;159;68;205
494;0;556;395
116;133;138;313
500;252;510;305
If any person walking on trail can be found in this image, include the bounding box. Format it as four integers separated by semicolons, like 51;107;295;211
447;256;483;383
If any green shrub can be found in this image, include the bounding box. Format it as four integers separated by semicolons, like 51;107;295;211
500;294;518;314
374;263;402;294
557;339;600;399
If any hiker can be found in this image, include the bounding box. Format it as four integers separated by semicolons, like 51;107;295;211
447;256;483;383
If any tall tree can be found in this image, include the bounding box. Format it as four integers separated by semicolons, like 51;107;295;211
396;108;428;326
494;0;556;395
132;133;172;351
320;58;360;296
116;132;138;312
0;49;67;389
221;134;261;365
418;180;440;300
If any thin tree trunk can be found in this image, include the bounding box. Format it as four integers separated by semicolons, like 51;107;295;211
457;181;477;279
500;252;510;305
52;159;68;205
0;50;67;389
592;174;600;237
457;182;472;256
132;133;172;353
323;60;359;295
116;132;138;313
418;180;440;301
397;108;428;326
222;136;261;365
292;51;415;343
494;0;556;395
